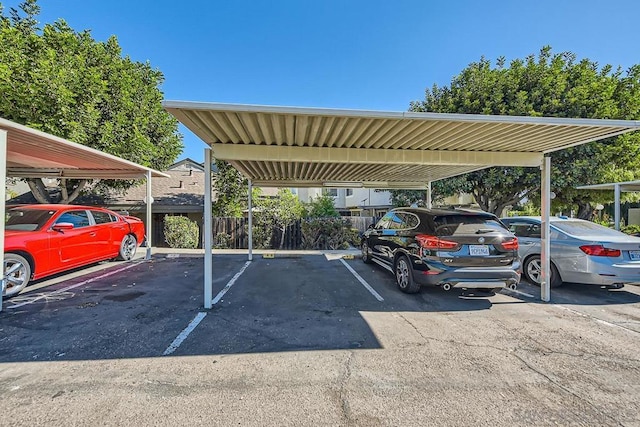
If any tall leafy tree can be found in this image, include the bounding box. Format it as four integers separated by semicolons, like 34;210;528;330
211;159;248;217
0;0;182;203
410;47;640;217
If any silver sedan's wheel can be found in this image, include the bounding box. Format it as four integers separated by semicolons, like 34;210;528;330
524;256;562;288
394;256;420;294
3;254;31;298
117;235;137;261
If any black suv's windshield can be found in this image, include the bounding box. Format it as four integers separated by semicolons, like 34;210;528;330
433;215;506;237
5;208;57;231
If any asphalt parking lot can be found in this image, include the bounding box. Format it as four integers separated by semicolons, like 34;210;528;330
1;251;640;426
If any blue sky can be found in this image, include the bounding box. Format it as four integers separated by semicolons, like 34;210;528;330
3;0;640;163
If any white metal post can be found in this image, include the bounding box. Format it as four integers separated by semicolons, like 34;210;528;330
0;130;7;312
204;148;213;309
540;156;551;302
248;179;253;261
426;181;432;209
145;170;153;260
614;183;621;230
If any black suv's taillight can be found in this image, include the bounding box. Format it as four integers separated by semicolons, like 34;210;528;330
416;234;461;251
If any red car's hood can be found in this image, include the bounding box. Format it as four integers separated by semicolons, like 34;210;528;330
4;229;34;238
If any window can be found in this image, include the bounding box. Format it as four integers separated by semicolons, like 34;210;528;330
56;210;90;228
433;214;506;236
346;189;353;197
323;188;338;197
91;211;114;224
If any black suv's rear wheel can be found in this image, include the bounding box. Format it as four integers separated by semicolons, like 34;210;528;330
394;255;420;294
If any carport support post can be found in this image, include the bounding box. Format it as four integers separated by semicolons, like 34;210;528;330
248;180;253;261
541;156;551;302
203;148;213;309
0;130;6;312
426;181;432;209
614;183;621;230
145;170;152;260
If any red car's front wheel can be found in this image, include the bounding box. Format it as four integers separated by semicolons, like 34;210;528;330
3;253;31;298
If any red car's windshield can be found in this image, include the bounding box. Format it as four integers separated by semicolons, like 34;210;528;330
5;208;57;231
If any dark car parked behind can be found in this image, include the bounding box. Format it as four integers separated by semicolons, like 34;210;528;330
361;207;521;293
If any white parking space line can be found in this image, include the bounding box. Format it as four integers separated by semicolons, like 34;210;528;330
6;262;140;309
553;305;640;336
212;260;251;305
163;312;207;356
502;288;535;299
340;258;384;302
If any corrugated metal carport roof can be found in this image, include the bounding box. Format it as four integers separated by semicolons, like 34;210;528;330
1;117;169;179
163;101;640;188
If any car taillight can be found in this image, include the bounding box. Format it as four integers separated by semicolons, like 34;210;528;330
579;245;621;257
416;234;459;250
501;237;519;250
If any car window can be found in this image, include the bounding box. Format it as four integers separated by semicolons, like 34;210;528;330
56;210;90;228
402;213;420;229
433;215;507;236
387;212;405;229
376;212;394;229
5;208;56;231
91;211;114;224
506;221;541;238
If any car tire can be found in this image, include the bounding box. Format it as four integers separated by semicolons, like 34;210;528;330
361;241;373;264
3;253;31;298
117;234;137;261
524;255;562;288
394;255;420;294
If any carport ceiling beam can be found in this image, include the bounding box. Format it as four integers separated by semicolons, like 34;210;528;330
7;169;158;179
209;144;543;167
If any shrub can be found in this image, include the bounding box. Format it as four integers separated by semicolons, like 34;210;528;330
301;218;355;250
621;224;640;236
214;232;232;249
164;216;199;249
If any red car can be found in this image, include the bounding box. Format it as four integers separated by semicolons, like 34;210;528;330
3;204;145;298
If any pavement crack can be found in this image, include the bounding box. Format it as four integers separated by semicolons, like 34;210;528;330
511;351;625;427
337;351;355;426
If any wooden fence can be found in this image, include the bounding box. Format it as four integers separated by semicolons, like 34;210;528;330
209;216;377;249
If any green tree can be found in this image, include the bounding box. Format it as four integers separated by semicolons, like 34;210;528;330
410;47;640;217
0;0;182;203
212;159;248;217
306;194;339;218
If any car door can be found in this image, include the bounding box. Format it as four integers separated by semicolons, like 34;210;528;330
48;209;97;270
371;211;408;267
89;210;117;258
367;212;393;266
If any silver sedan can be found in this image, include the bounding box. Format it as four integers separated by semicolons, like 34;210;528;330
500;216;640;288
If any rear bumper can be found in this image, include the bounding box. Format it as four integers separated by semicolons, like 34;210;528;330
413;263;521;289
560;258;640;285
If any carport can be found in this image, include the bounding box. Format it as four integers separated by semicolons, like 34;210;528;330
577;179;640;230
1;117;169;311
163;101;640;305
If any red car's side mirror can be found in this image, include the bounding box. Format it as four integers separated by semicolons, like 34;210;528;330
52;222;75;232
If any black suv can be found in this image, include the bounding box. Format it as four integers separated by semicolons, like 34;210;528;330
361;207;521;293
